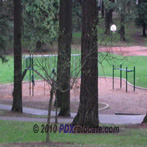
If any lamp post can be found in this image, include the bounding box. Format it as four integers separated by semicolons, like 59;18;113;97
110;24;117;48
110;24;117;33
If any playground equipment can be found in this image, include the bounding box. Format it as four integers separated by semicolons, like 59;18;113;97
112;64;135;92
22;54;81;96
22;54;35;96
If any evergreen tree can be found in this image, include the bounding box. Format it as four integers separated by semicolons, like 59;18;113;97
12;0;22;112
22;0;59;50
116;0;135;41
72;0;99;127
0;0;13;62
56;0;72;116
103;0;116;34
72;0;82;31
136;0;147;37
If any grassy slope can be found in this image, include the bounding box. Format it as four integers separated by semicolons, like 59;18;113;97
99;55;147;88
72;18;147;47
0;57;14;83
1;20;147;86
0;55;147;88
0;120;147;146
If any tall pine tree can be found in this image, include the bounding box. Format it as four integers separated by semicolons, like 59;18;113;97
12;0;22;112
56;0;72;116
136;0;147;37
72;0;99;127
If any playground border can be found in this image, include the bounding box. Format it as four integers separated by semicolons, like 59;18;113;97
100;76;147;91
99;102;109;111
0;77;147;91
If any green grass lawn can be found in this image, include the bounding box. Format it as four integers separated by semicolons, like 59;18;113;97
0;54;81;84
0;57;14;83
99;54;147;88
0;54;147;88
0;120;147;146
72;19;147;47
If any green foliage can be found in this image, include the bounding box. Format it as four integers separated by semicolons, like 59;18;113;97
115;0;136;26
114;0;137;40
103;0;117;11
0;0;13;62
22;0;59;51
0;17;7;57
135;1;147;27
72;0;82;32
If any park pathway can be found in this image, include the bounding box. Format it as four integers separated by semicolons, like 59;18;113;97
0;104;145;125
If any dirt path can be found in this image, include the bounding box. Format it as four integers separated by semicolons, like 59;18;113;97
0;46;147;115
0;77;146;115
99;46;147;56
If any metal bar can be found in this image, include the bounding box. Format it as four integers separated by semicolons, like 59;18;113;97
29;69;31;95
29;56;31;96
126;67;128;92
134;66;135;92
113;65;114;89
32;54;34;96
120;64;122;88
23;54;81;58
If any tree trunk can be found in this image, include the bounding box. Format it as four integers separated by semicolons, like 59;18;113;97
46;87;54;143
143;23;146;37
105;0;114;34
142;113;147;123
120;14;125;41
101;0;104;18
110;0;115;23
105;0;113;34
72;0;99;128
11;0;22;113
0;0;3;8
138;0;142;5
56;0;72;117
109;0;114;23
105;9;111;34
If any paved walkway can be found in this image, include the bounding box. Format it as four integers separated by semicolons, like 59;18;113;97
0;104;145;125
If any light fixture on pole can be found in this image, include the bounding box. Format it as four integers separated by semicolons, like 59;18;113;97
110;24;117;48
110;24;117;33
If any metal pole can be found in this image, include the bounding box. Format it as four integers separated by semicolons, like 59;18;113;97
29;56;31;96
113;65;114;89
134;66;135;92
126;67;128;92
44;80;45;95
74;55;75;77
55;91;58;124
32;54;34;96
120;64;122;88
111;31;112;48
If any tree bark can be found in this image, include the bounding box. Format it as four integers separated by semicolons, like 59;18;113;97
101;0;104;18
105;8;111;34
46;87;54;143
120;14;125;41
104;0;112;34
110;0;115;23
0;0;3;8
72;0;99;127
142;113;147;123
56;0;72;117
143;23;146;37
105;0;114;34
11;0;22;113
